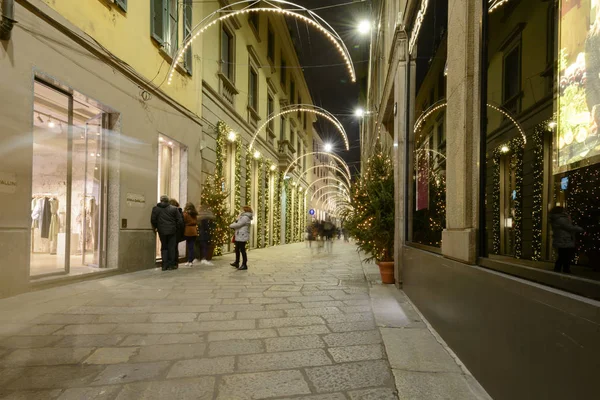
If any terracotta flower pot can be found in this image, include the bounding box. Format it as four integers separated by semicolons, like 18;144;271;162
377;261;395;284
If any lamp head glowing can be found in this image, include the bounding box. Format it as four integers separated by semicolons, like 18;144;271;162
500;145;510;153
324;143;333;152
228;131;237;142
355;108;365;118
48;119;56;128
270;164;276;171
358;20;371;35
253;150;261;159
548;121;557;129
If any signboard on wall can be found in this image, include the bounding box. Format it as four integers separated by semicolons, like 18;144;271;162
557;0;600;171
0;172;17;194
126;192;146;208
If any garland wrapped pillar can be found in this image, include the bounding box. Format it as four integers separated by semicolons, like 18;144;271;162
531;123;547;261
294;187;300;241
285;180;292;244
245;151;252;206
213;122;230;256
265;164;271;247
492;136;525;258
234;138;242;212
273;171;282;245
257;159;265;248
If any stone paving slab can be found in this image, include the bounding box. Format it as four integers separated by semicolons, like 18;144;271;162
0;242;491;399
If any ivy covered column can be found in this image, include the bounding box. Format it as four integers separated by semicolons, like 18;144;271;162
257;159;265;248
285;181;292;244
273;172;282;245
265;164;271;247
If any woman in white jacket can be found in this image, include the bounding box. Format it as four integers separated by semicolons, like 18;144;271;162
229;205;253;270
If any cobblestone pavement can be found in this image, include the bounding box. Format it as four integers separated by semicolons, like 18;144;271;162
0;241;402;400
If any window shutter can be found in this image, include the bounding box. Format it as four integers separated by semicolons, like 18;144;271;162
151;0;165;44
183;0;193;74
115;0;127;12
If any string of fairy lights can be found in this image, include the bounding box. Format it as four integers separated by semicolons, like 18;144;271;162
265;163;271;247
285;181;292;244
258;158;265;248
273;171;283;246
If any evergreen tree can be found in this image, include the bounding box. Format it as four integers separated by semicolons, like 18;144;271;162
343;141;395;262
200;175;230;255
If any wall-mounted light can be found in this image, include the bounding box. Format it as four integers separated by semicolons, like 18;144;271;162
254;150;261;159
324;143;333;152
270;164;276;171
159;137;164;142
548;121;557;130
500;145;509;153
228;131;237;142
357;20;371;35
48;118;56;128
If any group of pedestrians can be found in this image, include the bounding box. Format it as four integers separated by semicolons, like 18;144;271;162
306;219;344;253
151;195;254;272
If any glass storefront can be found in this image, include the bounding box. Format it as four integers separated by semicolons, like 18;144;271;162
407;0;448;249
483;0;600;280
31;79;112;277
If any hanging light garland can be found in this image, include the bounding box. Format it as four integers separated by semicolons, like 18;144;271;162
257;158;265;248
294;186;300;242
273;171;283;245
234;137;242;212
285;180;292;243
265;164;271;247
531;120;550;261
245;150;252;206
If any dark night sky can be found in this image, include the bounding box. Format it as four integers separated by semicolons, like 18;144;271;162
285;0;371;175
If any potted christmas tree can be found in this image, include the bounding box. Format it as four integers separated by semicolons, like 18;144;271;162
200;175;230;258
343;141;395;283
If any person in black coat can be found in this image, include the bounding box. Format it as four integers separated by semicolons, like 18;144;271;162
549;206;584;273
196;205;215;265
151;195;183;271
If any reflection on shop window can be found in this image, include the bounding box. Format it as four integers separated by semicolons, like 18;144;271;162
483;0;600;282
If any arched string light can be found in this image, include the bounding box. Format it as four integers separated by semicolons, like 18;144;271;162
304;176;350;197
250;104;349;151
311;184;348;201
283;151;352;182
167;0;356;85
414;100;527;144
314;190;350;208
295;164;351;187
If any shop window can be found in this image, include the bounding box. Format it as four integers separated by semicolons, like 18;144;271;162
31;80;113;277
156;135;187;259
150;0;178;57
482;0;600;288
503;43;521;115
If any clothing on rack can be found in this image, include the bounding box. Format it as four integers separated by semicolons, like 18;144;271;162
32;197;53;239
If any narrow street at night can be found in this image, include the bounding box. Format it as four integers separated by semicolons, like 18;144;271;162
0;242;487;400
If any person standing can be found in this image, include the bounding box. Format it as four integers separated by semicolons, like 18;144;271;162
183;203;199;266
549;206;584;273
197;205;215;265
169;199;184;269
151;195;183;271
229;205;253;270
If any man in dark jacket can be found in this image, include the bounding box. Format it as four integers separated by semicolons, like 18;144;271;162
549;206;584;273
151;195;183;271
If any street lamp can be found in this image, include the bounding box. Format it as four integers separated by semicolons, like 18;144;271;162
355;108;365;118
358;20;371;35
324;143;333;152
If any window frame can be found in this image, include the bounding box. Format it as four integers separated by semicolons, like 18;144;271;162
248;65;259;115
502;41;522;114
183;0;193;75
280;54;287;92
220;23;236;83
115;0;127;12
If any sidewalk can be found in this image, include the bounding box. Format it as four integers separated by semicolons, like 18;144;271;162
0;241;490;399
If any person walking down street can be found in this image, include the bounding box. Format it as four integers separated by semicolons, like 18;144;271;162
169;199;184;269
197;205;215;265
151;195;183;271
229;205;253;270
183;202;198;266
549;206;584;273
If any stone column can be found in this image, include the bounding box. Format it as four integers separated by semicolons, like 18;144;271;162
442;0;482;264
393;34;408;286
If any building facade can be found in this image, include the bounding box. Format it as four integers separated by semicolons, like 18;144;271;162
365;0;599;398
0;0;317;298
